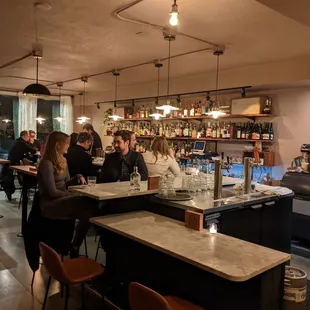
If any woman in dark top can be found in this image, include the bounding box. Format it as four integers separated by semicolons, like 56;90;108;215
38;131;98;258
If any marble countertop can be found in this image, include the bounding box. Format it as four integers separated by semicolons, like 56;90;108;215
69;175;242;201
91;211;290;282
149;188;279;214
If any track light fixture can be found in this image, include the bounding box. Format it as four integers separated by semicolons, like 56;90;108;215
169;0;179;26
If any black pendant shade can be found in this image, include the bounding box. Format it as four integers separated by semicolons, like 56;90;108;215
23;57;50;96
23;83;51;96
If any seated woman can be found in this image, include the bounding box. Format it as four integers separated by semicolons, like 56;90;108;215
142;136;180;176
37;131;98;258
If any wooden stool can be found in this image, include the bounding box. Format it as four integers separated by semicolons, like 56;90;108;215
129;282;204;310
39;242;105;310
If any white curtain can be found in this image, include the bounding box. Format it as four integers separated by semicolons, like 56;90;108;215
17;95;37;135
60;96;73;135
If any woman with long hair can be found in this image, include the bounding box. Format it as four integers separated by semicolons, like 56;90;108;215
142;136;180;176
38;131;97;258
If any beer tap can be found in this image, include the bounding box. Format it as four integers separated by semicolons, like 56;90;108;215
243;146;260;194
214;152;233;200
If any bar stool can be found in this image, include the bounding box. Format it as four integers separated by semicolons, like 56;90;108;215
129;282;204;310
39;242;105;310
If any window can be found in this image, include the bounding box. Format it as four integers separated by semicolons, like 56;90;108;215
0;95;15;154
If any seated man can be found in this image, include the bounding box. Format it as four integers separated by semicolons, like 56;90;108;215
28;130;41;152
65;132;97;178
0;130;36;200
98;130;148;183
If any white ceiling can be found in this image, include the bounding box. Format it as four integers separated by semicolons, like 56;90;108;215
1;0;310;94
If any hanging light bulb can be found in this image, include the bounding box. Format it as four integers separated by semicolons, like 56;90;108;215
156;34;179;116
169;0;179;26
54;82;64;122
77;77;90;122
150;61;164;120
205;48;226;119
35;116;45;124
109;70;123;121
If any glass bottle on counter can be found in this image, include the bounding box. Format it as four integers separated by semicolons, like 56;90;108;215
130;166;141;192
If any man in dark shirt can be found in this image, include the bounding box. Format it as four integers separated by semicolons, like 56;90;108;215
0;131;36;200
82;123;103;157
65;132;97;178
28;130;41;152
98;130;148;183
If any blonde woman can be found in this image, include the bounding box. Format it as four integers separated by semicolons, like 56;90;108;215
142;136;180;176
38;131;97;258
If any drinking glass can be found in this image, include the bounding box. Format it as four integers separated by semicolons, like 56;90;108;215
87;176;97;187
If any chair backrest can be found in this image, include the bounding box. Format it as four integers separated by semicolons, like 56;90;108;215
129;282;171;310
39;242;70;284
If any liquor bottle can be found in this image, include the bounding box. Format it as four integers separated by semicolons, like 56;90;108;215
236;123;241;139
188;123;192;137
190;103;195;117
220;122;224;138
207;121;212;138
212;123;217;138
269;122;274;140
216;123;221;138
136;108;140;119
192;125;197;138
201;101;206;115
179;123;183;137
201;123;206;138
245;122;250;139
183;104;188;117
175;123;180;137
159;123;163;136
262;123;269;140
241;123;246;139
222;123;227;139
197;101;202;116
183;123;189;137
145;104;149;118
181;143;185;156
140;105;145;119
130;166;141;192
257;122;262;140
226;122;231;139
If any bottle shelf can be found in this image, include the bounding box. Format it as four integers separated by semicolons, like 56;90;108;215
123;114;275;122
136;136;273;143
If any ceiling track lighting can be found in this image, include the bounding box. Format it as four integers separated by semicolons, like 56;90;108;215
150;60;164;120
205;48;226;119
54;82;64;122
241;87;247;98
169;0;179;26
77;78;90;123
109;70;123;121
156;34;179;116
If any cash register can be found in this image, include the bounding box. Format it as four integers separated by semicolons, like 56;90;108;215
191;140;218;159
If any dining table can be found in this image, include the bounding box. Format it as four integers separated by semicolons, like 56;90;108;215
9;165;37;237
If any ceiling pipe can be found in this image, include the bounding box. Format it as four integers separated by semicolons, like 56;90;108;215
94;86;252;106
45;46;214;87
113;0;221;48
0;52;33;70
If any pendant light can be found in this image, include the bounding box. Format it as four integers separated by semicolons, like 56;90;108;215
150;60;164;120
206;48;226;119
2;118;11;123
156;34;179;116
76;92;84;124
35;116;45;124
169;0;179;26
54;82;64;122
109;70;123;121
23;4;50;96
77;77;90;123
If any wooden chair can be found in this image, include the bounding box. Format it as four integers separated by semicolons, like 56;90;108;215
129;282;204;310
39;242;105;310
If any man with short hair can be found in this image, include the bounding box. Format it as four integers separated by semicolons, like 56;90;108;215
0;131;36;200
65;132;97;178
98;130;148;183
128;130;137;150
82;123;103;157
28;130;41;152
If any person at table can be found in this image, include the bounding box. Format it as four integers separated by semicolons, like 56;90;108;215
69;132;78;147
82;123;102;157
98;130;148;183
28;130;41;152
65;132;97;178
128;130;137;150
37;131;98;258
0;131;36;200
142;136;180;176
